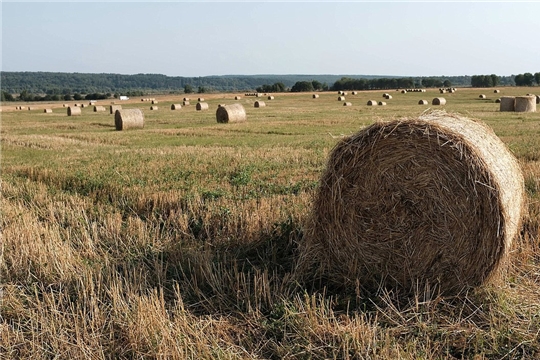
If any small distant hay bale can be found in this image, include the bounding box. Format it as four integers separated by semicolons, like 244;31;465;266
171;104;182;110
342;92;348;96
385;95;393;100
479;94;486;99
383;93;390;98
401;90;407;93
367;100;378;106
216;103;246;123
495;98;501;103
152;100;159;104
494;89;500;93
378;101;387;106
150;106;158;110
254;101;266;108
313;94;319;99
183;97;190;101
110;105;122;114
196;102;209;111
67;106;81;116
514;96;536;113
343;102;352;106
338;91;344;95
298;110;524;295
419;100;428;105
268;96;274;100
94;106;106;112
81;104;86;108
183;101;190;106
44;109;52;113
235;96;242;100
338;96;346;101
440;89;446;94
63;104;68;107
27;107;35;111
432;97;446;105
352;91;358;95
449;89;455;93
198;97;205;102
115;108;144;130
499;96;515;112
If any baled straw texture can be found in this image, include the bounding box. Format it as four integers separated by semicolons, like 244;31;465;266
499;96;515;112
115;108;144;130
254;101;266;108
432;97;446;105
196;102;209;111
479;94;486;99
110;105;122;114
235;96;242;100
378;101;387;106
94;106;106;112
216;103;246;123
171;104;182;110
367;100;377;106
494;89;500;93
299;110;524;295
67;106;81;116
150;106;158;110
514;96;536;112
338;96;345;101
313;94;319;99
44;109;52;113
419;100;428;105
343;102;352;107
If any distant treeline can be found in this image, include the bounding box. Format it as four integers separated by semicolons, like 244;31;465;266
0;71;538;101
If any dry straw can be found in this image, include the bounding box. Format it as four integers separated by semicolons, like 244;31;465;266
338;96;345;101
343;102;352;106
94;106;106;112
514;96;536;112
110;105;122;114
216;103;246;123
196;102;209;111
254;101;266;108
385;95;392;100
367;100;377;106
150;106;158;110
494;89;500;93
479;94;486;99
378;101;387;106
152;100;159;104
43;109;52;113
268;96;275;100
298;110;524;295
115;108;144;130
183;97;190;101
432;97;446;105
171;104;182;110
235;96;242;100
313;94;319;99
419;100;428;105
499;96;515;112
67;106;81;116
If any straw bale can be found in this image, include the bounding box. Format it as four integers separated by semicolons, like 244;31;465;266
196;102;209;111
479;94;486;99
401;90;407;93
254;101;266;108
63;104;68;107
440;89;446;94
432;97;446;105
343;102;352;106
418;100;428;105
198;97;205;102
537;95;540;104
81;104;86;108
352;91;358;95
367;100;377;106
378;101;387;106
299;110;524;295
150;106;158;110
235;96;242;100
115;108;144;130
152;100;159;104
313;94;319;99
494;89;500;93
499;96;515;112
383;93;390;98
343;92;348;96
216;103;246;123
44;109;52;113
183;97;190;101
67;106;81;116
514;96;536;112
171;104;182;110
385;95;392;100
110;105;122;114
268;96;275;100
94;106;106;112
338;96;345;101
183;101;190;106
28;107;35;111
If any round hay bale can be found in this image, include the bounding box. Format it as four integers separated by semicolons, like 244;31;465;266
440;89;446;94
494;89;500;93
115;108;144;130
198;97;204;102
401;90;407;94
152;100;159;104
479;94;486;99
216;103;246;123
171;104;182;110
536;95;540;104
235;96;242;100
312;94;319;99
27;107;35;111
343;102;352;107
385;95;392;100
150;106;158;110
342;92;348;96
338;96;345;101
67;106;81;116
94;106;106;112
63;104;68;107
367;100;377;106
418;100;428;105
299;110;524;294
254;101;266;108
110;105;122;114
196;102;209;111
81;104;86;108
378;101;387;106
383;93;390;98
268;96;274;100
432;97;446;105
499;96;515;112
43;109;52;113
183;97;190;101
514;96;536;112
352;91;358;95
183;101;190;106
495;98;501;103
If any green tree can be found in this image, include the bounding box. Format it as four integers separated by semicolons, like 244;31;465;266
63;94;72;101
184;84;194;94
291;81;314;92
73;93;83;100
443;80;452;87
535;72;540;85
1;91;15;101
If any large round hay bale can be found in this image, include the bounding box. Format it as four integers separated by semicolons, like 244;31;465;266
44;109;52;113
183;101;190;106
383;93;390;98
115;108;144;130
494;89;500;93
495;98;501;103
152;100;159;104
313;94;319;99
432;97;446;105
352;91;358;95
268;96;274;100
183;97;190;101
171;104;182;110
196;102;209;111
514;96;536;112
94;106;106;112
378;101;387;106
110;105;122;114
499;96;515;112
479;94;486;99
338;96;345;101
367;100;377;106
385;95;392;100
216;103;246;123
67;106;81;116
418;100;428;105
150;106;158;110
401;90;407;94
299;110;524;295
440;89;446;94
235;96;242;100
254;101;266;108
343;102;352;106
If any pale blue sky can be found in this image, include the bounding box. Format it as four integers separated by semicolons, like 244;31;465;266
2;1;539;77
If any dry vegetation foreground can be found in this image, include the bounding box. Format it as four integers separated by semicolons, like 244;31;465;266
1;88;540;359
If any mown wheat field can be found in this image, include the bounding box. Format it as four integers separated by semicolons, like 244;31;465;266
1;88;539;359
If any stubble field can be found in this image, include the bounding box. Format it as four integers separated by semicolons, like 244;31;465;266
1;88;540;359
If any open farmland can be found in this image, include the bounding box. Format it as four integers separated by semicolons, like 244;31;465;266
1;88;540;358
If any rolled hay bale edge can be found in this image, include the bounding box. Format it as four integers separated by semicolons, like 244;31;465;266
499;96;515;112
514;96;536;112
216;103;246;123
297;110;524;295
432;97;446;105
67;106;81;116
94;106;106;112
254;101;266;108
115;108;144;130
196;102;209;111
110;105;122;114
171;104;182;110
